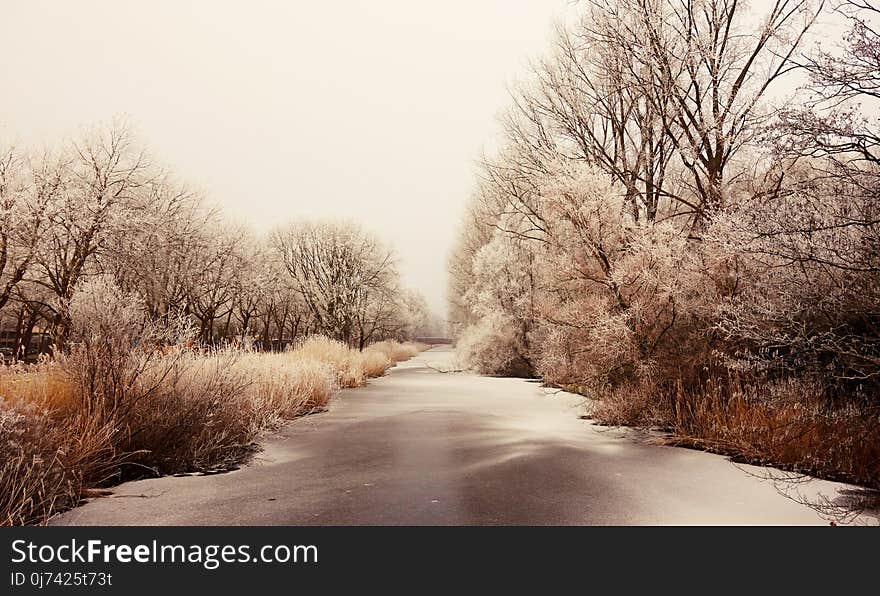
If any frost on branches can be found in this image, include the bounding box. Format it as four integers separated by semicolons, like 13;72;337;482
450;0;879;410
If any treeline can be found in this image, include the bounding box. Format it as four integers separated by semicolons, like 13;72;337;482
0;122;436;359
0;121;435;525
450;0;879;489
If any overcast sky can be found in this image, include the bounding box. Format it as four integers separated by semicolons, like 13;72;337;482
0;1;573;317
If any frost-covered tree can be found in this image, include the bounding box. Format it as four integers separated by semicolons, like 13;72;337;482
450;0;835;394
103;175;209;322
778;0;879;171
185;223;252;343
507;0;824;227
0;145;56;315
458;229;539;375
272;220;399;347
29;122;150;347
1;124;428;358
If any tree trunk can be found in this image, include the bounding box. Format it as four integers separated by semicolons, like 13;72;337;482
262;313;271;351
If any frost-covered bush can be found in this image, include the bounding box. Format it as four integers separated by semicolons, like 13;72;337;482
533;296;642;391
455;229;538;376
456;312;532;376
68;276;149;345
525;162;712;391
62;276;191;415
708;175;880;398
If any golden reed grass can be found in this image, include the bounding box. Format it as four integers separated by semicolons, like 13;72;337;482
0;337;426;525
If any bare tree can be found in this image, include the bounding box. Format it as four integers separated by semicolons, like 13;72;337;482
185;224;251;344
517;9;677;223
272;220;397;346
103;175;209;323
777;0;879;171
0;146;57;315
605;0;824;221
30;122;150;347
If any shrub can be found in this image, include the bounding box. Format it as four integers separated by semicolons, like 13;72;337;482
115;349;256;476
60;277;191;417
708;184;880;402
533;295;643;392
111;346;341;477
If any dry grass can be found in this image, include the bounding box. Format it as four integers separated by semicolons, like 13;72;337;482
359;350;393;378
591;375;880;491
0;403;77;526
288;336;426;385
0;396;121;526
236;353;337;425
368;340;426;362
0;335;424;525
666;379;880;489
291;336;367;388
589;380;668;428
359;340;429;377
0;363;76;412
